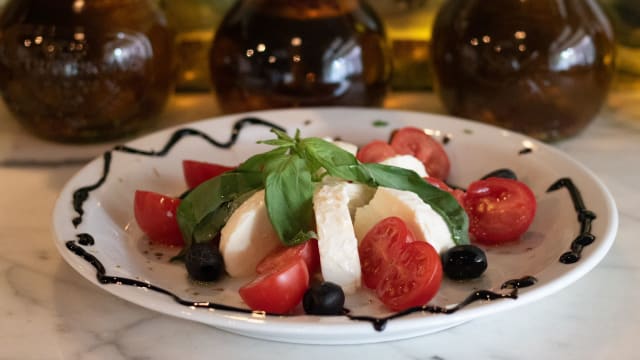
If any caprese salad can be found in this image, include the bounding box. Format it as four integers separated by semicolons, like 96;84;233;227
133;127;537;315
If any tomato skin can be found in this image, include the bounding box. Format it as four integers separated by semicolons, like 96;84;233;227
356;140;397;163
239;258;310;314
183;160;235;189
424;176;466;207
134;190;184;246
359;217;416;289
256;238;320;276
359;217;442;311
390;127;450;180
376;241;442;311
464;178;537;245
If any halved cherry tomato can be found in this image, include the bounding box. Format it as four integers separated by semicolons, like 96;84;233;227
464;177;537;245
390;127;450;180
183;160;235;189
134;190;184;246
425;176;466;207
359;217;416;289
239;258;309;314
256;238;320;276
359;217;442;311
376;241;442;311
356;140;397;163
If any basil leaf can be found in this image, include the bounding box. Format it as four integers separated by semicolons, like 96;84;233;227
236;147;289;174
191;189;257;244
300;137;359;168
177;171;263;245
353;163;470;245
264;154;316;246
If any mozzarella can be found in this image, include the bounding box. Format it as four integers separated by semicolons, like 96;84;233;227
219;190;281;277
313;182;374;293
379;155;428;177
353;187;454;254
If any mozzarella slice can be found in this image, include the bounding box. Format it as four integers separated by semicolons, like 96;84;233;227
314;182;373;293
379;155;428;177
353;187;454;254
219;190;281;277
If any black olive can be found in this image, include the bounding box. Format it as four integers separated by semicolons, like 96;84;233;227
303;282;345;315
481;168;518;180
185;242;225;282
441;245;488;280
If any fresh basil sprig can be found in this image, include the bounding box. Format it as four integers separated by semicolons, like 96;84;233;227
297;136;470;245
177;129;469;252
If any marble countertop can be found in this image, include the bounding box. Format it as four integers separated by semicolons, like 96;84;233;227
1;92;639;359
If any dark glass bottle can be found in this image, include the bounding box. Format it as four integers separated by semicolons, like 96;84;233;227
0;0;175;142
432;0;615;141
209;0;391;114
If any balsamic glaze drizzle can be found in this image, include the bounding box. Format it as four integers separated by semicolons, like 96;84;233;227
66;232;538;331
71;117;285;227
63;117;562;331
547;178;597;264
347;276;538;331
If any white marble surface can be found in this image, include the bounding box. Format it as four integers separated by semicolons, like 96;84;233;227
1;92;639;359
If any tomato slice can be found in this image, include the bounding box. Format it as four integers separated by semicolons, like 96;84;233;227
134;190;184;246
464;177;537;245
359;217;442;311
359;217;416;289
183;160;235;189
376;241;442;311
390;127;450;180
239;258;309;314
424;176;466;207
256;238;320;276
356;140;397;163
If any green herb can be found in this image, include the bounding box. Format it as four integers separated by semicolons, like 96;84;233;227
373;120;388;127
265;155;316;245
177;171;263;246
177;129;469;252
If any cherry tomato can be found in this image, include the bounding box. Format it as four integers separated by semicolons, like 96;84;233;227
376;241;442;311
390;127;450;180
356;140;397;163
256;238;320;276
424;176;466;207
464;177;537;245
183;160;235;189
134;190;184;246
239;258;309;314
359;217;416;289
359;217;442;311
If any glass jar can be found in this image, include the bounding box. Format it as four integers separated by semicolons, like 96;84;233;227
432;0;615;141
162;0;235;92
0;0;175;143
209;0;391;114
369;0;443;90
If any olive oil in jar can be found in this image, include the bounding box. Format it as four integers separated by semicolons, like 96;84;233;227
0;0;175;142
209;0;391;114
432;0;615;141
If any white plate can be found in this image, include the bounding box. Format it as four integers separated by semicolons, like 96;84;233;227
52;108;618;344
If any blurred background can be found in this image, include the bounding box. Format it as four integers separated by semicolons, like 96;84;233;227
0;0;636;143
